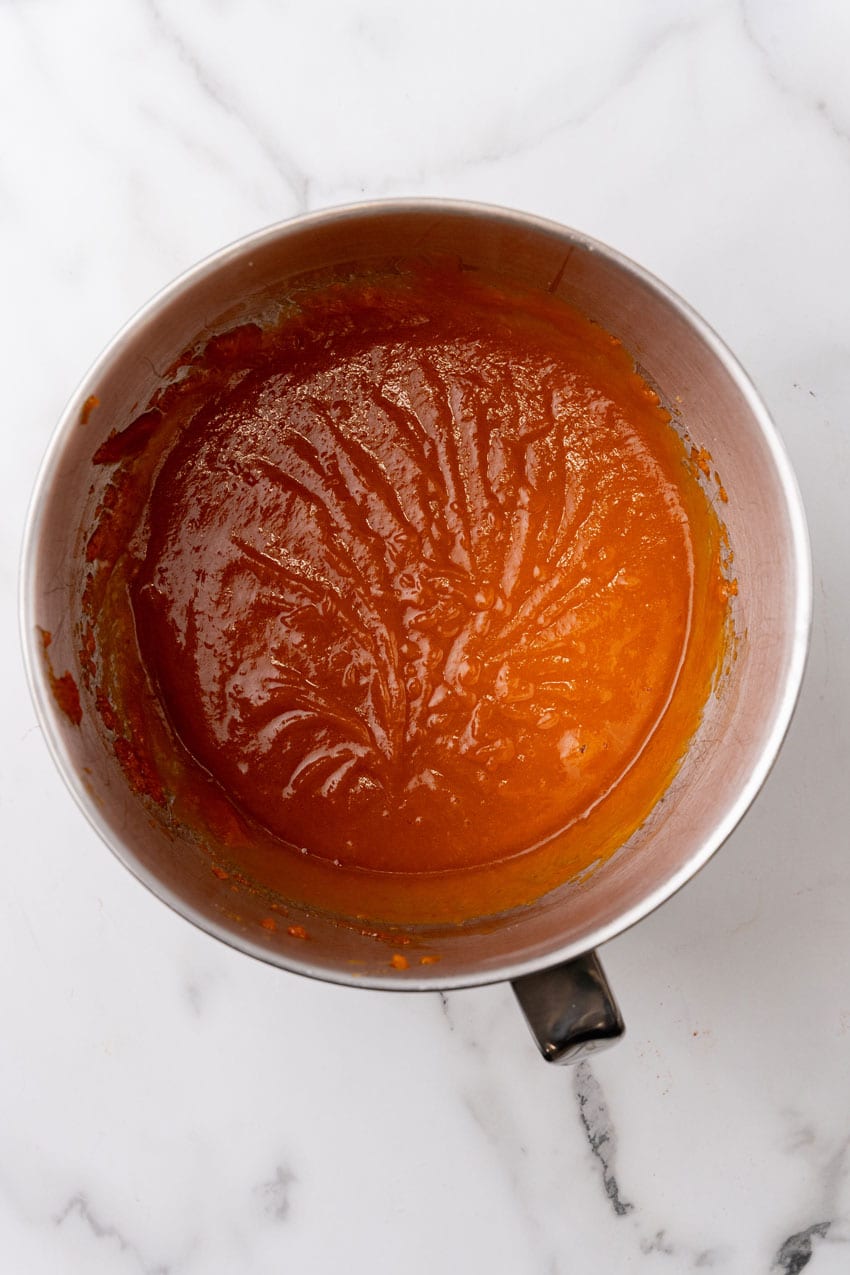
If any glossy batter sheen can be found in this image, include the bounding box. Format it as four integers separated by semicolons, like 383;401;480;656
129;271;700;878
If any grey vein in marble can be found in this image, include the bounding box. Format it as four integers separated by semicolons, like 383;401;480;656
773;1117;850;1265
142;0;310;212
573;1061;634;1218
255;1164;297;1222
55;1193;170;1275
184;978;204;1016
771;1221;830;1275
442;999;728;1265
328;13;704;197
739;0;850;150
639;1228;675;1256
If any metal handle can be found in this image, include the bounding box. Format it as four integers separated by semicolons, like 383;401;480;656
511;950;624;1064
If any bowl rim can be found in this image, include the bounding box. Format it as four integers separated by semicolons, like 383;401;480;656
19;196;813;991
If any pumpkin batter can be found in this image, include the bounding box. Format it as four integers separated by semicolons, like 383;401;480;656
83;264;731;923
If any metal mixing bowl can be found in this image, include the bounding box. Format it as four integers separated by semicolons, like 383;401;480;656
21;200;811;1061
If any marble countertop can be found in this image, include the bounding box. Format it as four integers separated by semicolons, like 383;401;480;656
2;2;849;1271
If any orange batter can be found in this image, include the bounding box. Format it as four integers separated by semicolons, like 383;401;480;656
82;264;731;924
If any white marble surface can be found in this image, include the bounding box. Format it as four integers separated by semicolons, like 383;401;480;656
2;2;849;1271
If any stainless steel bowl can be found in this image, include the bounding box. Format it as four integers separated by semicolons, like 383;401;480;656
20;200;811;1062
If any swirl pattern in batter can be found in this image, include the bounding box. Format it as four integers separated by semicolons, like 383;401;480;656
130;269;701;877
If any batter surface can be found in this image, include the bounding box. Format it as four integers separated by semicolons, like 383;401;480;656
128;269;701;878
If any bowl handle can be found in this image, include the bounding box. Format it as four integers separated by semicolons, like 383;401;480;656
511;950;624;1064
